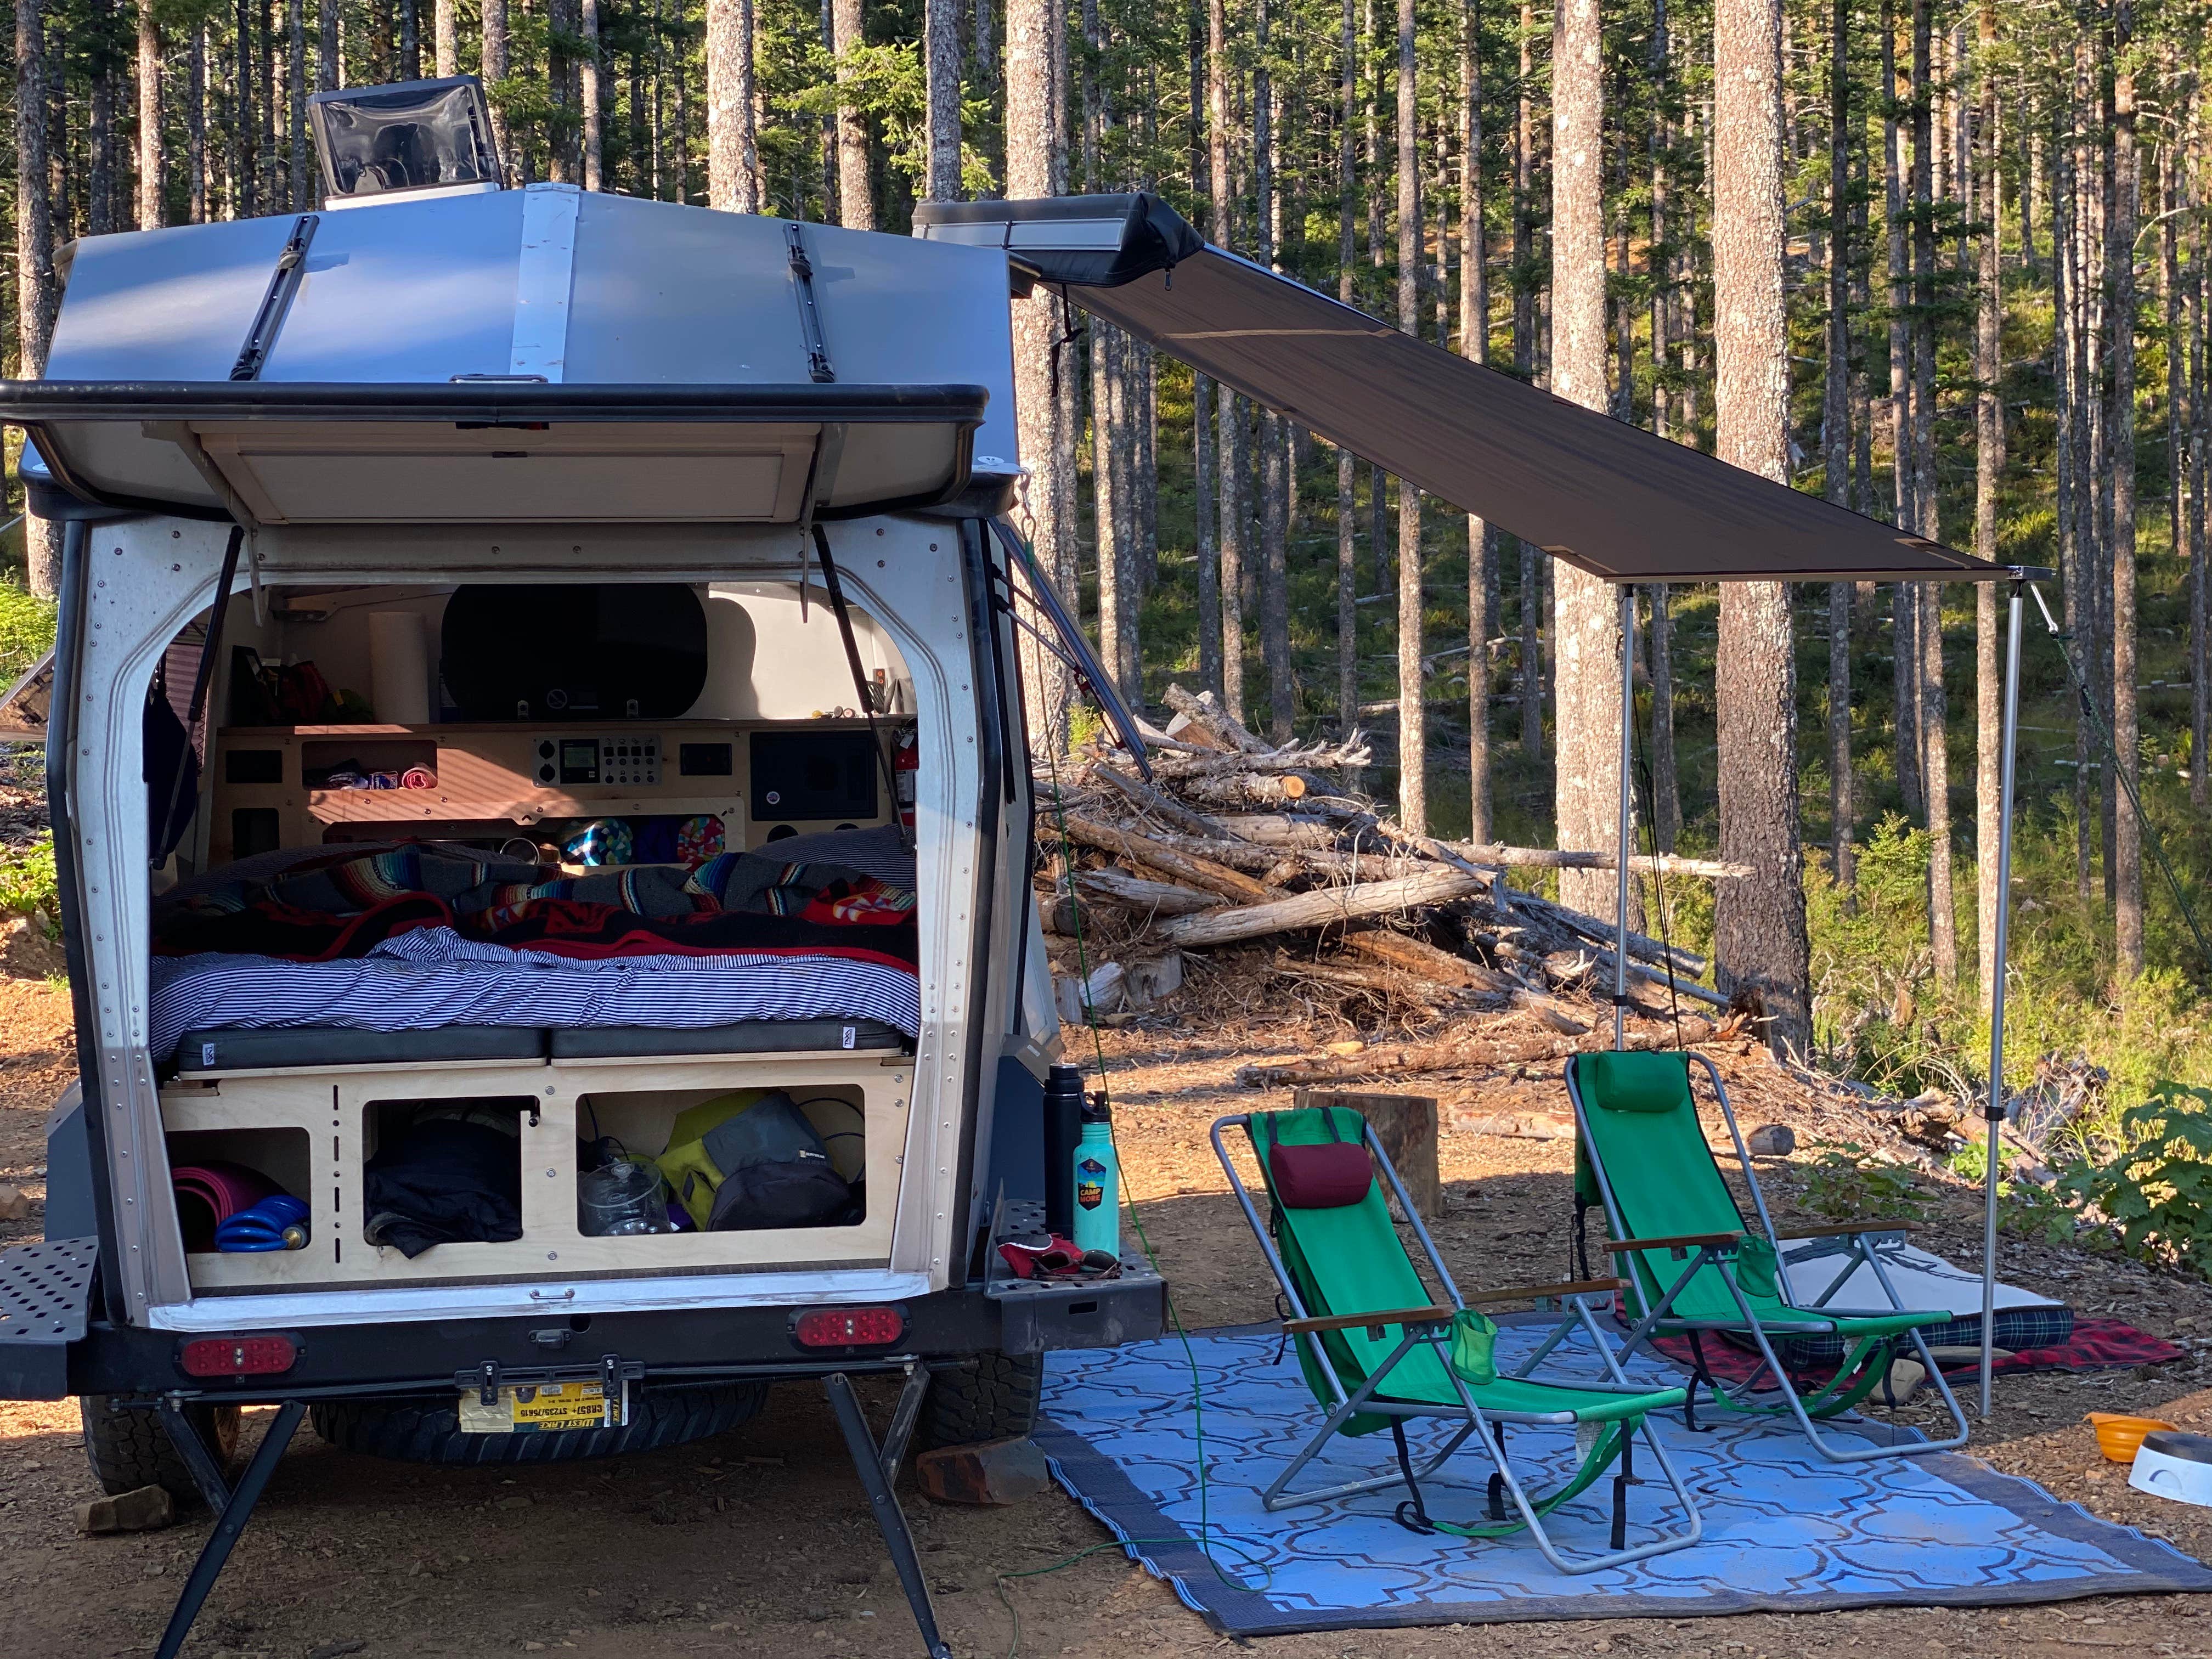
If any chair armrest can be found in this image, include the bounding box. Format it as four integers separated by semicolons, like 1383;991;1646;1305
1602;1231;1742;1255
1282;1304;1458;1336
1771;1221;1921;1240
1464;1277;1625;1306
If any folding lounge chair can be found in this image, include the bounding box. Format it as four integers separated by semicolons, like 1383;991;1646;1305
1558;1049;1970;1464
1211;1105;1703;1575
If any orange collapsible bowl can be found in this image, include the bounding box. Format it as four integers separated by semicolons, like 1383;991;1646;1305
2090;1412;2177;1463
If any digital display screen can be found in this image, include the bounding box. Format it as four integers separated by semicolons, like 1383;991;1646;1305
558;739;599;784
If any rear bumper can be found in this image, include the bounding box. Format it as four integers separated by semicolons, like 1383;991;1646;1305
31;1260;1164;1405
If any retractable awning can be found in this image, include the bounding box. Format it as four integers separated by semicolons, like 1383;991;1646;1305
916;194;2007;585
0;381;985;523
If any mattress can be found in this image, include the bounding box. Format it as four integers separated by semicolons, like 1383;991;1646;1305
148;924;921;1063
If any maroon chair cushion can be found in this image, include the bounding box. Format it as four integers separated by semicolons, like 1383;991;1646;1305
1270;1142;1374;1209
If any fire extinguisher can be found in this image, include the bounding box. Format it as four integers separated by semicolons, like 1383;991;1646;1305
893;726;919;830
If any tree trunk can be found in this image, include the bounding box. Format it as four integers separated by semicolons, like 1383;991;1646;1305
1462;0;1490;843
1208;0;1246;723
1882;1;1920;817
832;0;871;228
188;26;206;222
1336;0;1359;738
706;0;761;211
1824;0;1851;887
1712;0;1811;1056
1256;0;1292;740
2193;107;2210;816
924;0;961;199
435;0;457;76
1974;5;2003;1011
2111;58;2142;978
1549;0;1617;918
1395;0;1424;831
287;0;307;208
318;0;336;92
1195;374;1222;697
483;0;512;183
137;0;162;226
1649;584;1679;850
15;0;55;595
1005;0;1070;740
578;0;605;189
1910;0;1955;988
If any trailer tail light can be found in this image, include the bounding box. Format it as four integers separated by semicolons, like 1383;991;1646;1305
793;1307;906;1348
178;1335;298;1377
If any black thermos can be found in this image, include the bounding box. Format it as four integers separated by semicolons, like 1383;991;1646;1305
1042;1063;1086;1238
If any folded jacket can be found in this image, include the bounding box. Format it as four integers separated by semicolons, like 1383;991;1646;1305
363;1119;522;1258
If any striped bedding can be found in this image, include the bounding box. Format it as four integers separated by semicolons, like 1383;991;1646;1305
147;925;921;1063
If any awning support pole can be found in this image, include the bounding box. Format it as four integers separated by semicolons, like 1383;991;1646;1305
1980;579;2024;1418
1615;585;1635;1052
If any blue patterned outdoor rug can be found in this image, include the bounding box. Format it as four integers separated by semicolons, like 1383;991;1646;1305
1035;1321;2212;1634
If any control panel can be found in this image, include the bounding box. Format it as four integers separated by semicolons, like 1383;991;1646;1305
535;735;662;787
210;720;889;863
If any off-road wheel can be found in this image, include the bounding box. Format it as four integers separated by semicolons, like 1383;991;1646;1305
309;1379;767;1465
78;1395;240;1508
919;1350;1043;1448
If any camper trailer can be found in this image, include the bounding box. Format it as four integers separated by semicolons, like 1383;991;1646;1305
0;77;1166;1659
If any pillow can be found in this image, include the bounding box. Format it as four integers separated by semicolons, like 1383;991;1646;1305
1581;1049;1692;1113
1270;1141;1374;1209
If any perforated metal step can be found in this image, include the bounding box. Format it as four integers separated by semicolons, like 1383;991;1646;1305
0;1236;96;1346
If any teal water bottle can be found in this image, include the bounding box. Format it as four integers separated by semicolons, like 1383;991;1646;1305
1071;1097;1121;1258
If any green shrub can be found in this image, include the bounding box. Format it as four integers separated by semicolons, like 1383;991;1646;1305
0;832;58;935
0;583;57;686
1799;1141;1931;1223
2058;1082;2212;1278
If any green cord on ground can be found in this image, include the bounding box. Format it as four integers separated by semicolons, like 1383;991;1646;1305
995;542;1261;1659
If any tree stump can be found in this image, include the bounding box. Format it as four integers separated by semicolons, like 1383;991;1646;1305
1292;1088;1440;1222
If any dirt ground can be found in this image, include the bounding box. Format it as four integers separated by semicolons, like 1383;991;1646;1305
5;971;2212;1658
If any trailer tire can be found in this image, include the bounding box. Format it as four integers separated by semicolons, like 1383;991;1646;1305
78;1395;240;1508
919;1351;1043;1448
308;1380;767;1465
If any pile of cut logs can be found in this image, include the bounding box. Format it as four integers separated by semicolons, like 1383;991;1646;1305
1039;685;1752;1088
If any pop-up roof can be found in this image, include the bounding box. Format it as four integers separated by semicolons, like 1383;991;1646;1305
917;193;2008;585
11;183;1017;524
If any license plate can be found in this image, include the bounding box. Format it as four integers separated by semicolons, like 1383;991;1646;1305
457;1380;625;1435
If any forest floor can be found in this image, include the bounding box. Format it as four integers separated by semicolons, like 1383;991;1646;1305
4;966;2212;1657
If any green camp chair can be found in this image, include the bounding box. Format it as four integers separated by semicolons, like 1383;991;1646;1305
1558;1049;1970;1464
1211;1105;1703;1574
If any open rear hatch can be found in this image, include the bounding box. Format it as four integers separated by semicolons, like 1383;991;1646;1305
4;381;987;523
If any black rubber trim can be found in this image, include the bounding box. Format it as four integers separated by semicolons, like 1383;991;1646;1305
0;379;990;424
950;517;1005;1277
174;1024;548;1073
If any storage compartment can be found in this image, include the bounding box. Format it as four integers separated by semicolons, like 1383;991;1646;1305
165;1127;313;1253
159;1052;907;1292
359;1096;532;1259
577;1084;868;1239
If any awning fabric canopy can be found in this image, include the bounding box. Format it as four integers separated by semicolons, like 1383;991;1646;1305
916;194;2007;585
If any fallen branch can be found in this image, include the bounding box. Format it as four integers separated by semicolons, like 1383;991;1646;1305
1236;1027;1658;1088
1173;770;1313;806
1059;816;1273;905
1076;869;1226;916
1512;889;1709;979
1158;867;1487;947
1215;813;1342;848
1440;840;1752;881
1090;763;1227;839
